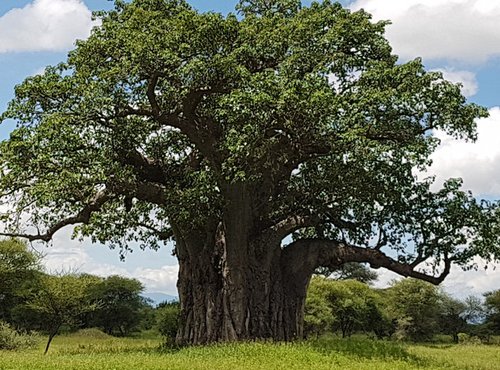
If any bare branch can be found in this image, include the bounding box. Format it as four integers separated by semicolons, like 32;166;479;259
136;222;173;241
107;179;168;206
0;190;112;242
282;238;452;285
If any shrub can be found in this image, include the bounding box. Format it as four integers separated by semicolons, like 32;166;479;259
75;328;112;339
457;333;482;345
156;302;179;341
0;321;39;350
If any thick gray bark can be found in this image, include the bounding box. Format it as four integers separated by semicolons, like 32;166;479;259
175;231;452;344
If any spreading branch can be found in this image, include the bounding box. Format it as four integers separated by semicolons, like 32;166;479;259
136;222;173;241
107;178;168;206
282;238;451;285
0;190;112;242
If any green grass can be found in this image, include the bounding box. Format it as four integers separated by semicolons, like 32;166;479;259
1;333;499;370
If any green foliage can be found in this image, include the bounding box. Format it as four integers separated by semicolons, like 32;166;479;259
27;273;99;326
306;276;491;343
86;275;147;336
315;262;378;284
0;321;39;350
304;281;334;337
0;239;41;323
156;301;179;341
305;276;390;338
438;294;467;343
24;273;99;353
484;290;500;334
387;279;441;342
1;0;500;346
0;0;497;278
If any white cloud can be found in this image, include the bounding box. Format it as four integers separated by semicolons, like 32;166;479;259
350;0;500;63
428;107;500;196
433;68;479;98
374;262;500;300
0;0;94;53
133;265;179;295
442;260;500;300
33;226;179;295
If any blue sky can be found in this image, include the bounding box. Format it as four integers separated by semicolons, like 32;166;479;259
1;0;500;297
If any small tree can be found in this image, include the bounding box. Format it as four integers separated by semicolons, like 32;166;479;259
462;295;486;325
156;301;180;342
0;321;39;350
438;294;467;343
305;276;387;338
26;273;98;354
388;279;441;342
484;290;500;334
86;275;146;336
304;277;335;337
328;279;382;338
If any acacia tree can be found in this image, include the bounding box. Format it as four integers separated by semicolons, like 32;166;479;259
26;274;98;354
1;0;500;345
484;290;500;333
388;279;441;341
86;275;146;336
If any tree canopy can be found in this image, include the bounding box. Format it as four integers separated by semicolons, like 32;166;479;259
1;0;499;344
27;273;98;354
0;239;41;323
86;275;147;336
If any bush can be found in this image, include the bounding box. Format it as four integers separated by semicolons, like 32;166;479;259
457;333;482;345
0;321;39;350
156;302;179;341
74;328;112;339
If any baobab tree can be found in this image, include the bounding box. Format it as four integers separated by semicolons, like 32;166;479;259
1;0;499;344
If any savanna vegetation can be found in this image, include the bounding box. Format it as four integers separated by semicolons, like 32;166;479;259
2;332;500;370
2;239;500;369
1;0;500;345
0;239;177;353
1;1;500;368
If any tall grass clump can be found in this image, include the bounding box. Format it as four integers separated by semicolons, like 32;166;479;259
0;321;39;350
74;328;112;339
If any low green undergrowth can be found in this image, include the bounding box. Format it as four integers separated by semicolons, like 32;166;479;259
1;332;499;369
0;321;39;351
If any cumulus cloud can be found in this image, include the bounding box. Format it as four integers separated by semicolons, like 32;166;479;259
133;265;179;295
35;226;179;295
374;262;500;299
433;68;479;98
350;0;500;63
0;0;94;53
442;260;500;299
427;107;500;196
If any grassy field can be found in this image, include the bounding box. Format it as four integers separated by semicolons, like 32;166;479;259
1;333;499;370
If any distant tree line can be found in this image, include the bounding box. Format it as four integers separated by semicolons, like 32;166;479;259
0;238;179;352
3;238;500;351
305;274;499;343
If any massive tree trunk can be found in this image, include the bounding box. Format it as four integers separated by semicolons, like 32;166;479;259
175;220;451;344
175;232;312;344
174;183;314;344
